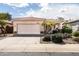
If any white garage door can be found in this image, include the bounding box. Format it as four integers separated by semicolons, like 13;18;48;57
17;24;40;34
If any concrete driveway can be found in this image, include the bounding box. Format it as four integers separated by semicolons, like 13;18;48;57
0;37;79;56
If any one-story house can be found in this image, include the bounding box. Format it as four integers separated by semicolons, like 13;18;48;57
13;17;44;35
12;17;65;35
69;20;79;32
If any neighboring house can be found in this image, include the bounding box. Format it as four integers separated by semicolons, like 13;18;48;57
52;20;65;30
54;22;64;29
69;20;79;32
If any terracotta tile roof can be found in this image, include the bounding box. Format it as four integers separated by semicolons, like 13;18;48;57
12;17;64;25
13;17;45;21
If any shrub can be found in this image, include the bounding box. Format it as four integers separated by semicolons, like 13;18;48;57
51;28;61;34
73;37;79;42
42;36;51;42
6;25;13;33
73;31;79;37
52;34;63;43
40;31;44;34
62;26;72;34
62;33;72;39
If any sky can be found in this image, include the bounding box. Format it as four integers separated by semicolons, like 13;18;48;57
0;3;79;20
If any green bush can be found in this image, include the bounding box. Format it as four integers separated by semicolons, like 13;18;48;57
43;36;51;42
62;26;72;34
52;34;63;43
73;37;79;42
73;31;79;37
62;33;72;39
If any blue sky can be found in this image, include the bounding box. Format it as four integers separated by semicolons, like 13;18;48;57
0;3;79;20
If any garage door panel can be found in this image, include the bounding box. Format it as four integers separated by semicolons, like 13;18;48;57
17;24;40;34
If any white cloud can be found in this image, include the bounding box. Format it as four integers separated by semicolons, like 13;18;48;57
9;3;79;20
6;3;29;7
25;4;62;19
25;4;79;20
59;5;79;19
40;3;48;8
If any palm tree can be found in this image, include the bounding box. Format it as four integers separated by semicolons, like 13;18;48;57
42;19;53;34
0;13;12;36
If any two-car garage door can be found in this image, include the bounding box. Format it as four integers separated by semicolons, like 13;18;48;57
17;24;40;34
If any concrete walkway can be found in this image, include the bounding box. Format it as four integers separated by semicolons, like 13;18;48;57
0;37;79;53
